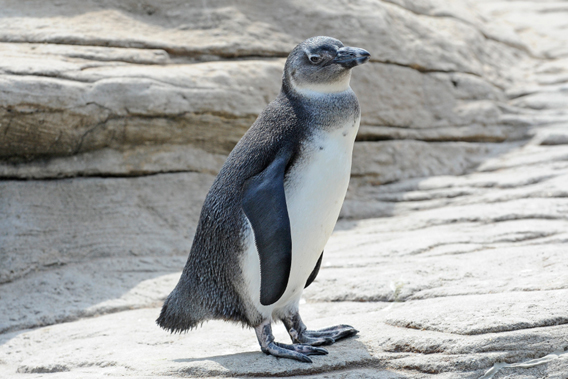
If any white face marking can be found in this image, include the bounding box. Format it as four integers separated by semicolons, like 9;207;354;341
240;115;361;320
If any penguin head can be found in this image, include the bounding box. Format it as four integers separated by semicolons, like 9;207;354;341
283;36;370;95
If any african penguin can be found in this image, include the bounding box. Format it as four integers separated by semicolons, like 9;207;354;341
157;36;370;363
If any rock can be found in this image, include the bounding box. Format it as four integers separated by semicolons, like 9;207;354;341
0;54;283;158
0;256;185;333
350;140;516;186
0;145;226;179
0;172;214;284
471;1;568;59
2;144;568;376
2;0;568;378
0;0;522;76
534;124;568;145
0;0;530;182
344;143;568;219
384;290;568;335
353;64;508;130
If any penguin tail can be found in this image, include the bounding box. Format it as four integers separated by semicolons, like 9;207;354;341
156;290;201;333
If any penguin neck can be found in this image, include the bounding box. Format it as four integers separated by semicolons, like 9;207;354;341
283;71;352;99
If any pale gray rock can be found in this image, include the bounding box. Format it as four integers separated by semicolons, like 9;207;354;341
1;48;523;182
353;64;509;131
2;0;568;378
0;172;214;284
0;0;524;77
534;124;568;145
472;1;568;59
0;0;530;182
0;304;386;378
0;56;283;158
351;140;516;186
0;256;185;334
384;290;568;335
344;145;568;218
1;301;567;378
383;0;530;53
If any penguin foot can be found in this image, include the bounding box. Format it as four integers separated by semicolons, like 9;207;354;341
262;341;328;363
255;320;327;363
282;313;358;346
301;324;359;343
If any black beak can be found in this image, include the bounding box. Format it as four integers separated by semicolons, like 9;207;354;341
333;47;371;68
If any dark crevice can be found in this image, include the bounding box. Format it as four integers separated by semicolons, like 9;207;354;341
390;317;568;337
74;115;112;154
355;134;528;144
0;70;99;84
1;39;289;62
167;51;288;62
368;58;484;78
0;168;201;182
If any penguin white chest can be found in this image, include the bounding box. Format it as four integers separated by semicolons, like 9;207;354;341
283;119;358;293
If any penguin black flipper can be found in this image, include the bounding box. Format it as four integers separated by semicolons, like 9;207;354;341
305;252;323;289
243;149;294;306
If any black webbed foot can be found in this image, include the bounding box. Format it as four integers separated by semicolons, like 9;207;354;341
282;313;358;346
255;320;328;363
300;324;358;343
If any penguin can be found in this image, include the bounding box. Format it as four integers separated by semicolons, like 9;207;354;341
157;36;370;363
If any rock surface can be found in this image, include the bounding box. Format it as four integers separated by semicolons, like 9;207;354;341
0;0;531;177
2;0;568;378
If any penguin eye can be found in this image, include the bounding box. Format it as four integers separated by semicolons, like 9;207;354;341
309;55;321;64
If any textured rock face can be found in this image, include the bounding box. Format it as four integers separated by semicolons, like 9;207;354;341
1;0;529;178
0;173;215;285
2;0;568;378
0;0;538;281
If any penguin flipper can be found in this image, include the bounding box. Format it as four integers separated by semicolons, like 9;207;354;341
305;251;323;288
243;150;293;306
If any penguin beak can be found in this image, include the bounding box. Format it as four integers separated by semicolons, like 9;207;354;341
333;47;371;68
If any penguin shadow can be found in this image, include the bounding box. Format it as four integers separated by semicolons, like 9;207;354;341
172;335;382;375
172;335;382;376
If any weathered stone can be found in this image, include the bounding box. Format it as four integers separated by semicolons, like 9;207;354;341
0;0;530;180
0;58;283;158
385;290;568;335
353;64;507;130
351;140;516;185
1;48;523;183
0;256;185;333
0;145;226;179
0;0;523;76
0;172;214;284
471;1;568;59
